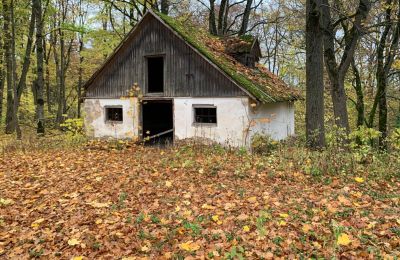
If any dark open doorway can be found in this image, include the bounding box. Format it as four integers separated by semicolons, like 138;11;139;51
142;100;173;145
147;56;164;93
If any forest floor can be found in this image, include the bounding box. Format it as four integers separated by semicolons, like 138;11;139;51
0;138;399;259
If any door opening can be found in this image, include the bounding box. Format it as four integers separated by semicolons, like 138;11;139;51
142;100;173;145
147;57;164;93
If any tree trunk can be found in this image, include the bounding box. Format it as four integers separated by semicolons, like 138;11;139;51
33;0;45;134
77;36;84;118
10;0;20;139
217;0;228;35
321;0;371;134
238;0;252;36
351;60;364;128
160;0;169;14
208;0;217;35
0;23;4;124
3;0;15;134
305;0;325;148
368;0;399;150
377;76;387;149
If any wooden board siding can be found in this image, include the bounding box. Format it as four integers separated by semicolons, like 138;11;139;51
85;15;246;98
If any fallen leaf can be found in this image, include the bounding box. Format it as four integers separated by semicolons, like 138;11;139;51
279;213;289;218
68;238;81;246
201;204;215;210
354;177;364;183
179;241;200;252
247;196;257;203
302;223;312;233
243;225;250;232
337;233;351;246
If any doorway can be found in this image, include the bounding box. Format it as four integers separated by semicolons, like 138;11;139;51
147;56;164;93
142;99;173;144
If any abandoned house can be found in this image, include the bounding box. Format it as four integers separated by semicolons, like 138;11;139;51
83;10;301;147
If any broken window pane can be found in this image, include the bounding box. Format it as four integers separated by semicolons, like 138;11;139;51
106;107;123;122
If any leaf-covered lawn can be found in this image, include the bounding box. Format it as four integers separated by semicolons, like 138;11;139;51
0;143;399;259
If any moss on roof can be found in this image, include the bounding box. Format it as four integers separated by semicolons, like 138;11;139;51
156;11;301;103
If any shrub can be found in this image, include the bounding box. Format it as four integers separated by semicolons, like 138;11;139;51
60;118;86;144
251;134;278;155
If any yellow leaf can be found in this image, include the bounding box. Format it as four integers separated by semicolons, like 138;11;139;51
71;257;83;260
367;221;377;229
247;196;257;203
201;204;215;210
198;168;204;174
337;233;351;246
31;218;45;228
243;225;250;232
354;177;364;183
95;219;103;225
95;177;102;182
212;215;219;222
302;223;312;233
0;198;14;206
68;238;81;246
279;213;289;218
165;181;172;187
175;205;180;212
179;241;200;252
278;220;287;226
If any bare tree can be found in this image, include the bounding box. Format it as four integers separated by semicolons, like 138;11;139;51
321;0;371;134
368;0;400;149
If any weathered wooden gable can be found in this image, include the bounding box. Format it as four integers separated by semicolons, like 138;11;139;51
85;14;246;98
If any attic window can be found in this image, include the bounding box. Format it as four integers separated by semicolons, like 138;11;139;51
105;107;123;122
147;56;164;93
193;106;217;124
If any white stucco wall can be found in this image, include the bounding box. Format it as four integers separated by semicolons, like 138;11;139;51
247;101;295;142
174;97;250;147
83;98;139;139
83;97;295;146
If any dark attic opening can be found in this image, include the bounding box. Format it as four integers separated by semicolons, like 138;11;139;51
147;56;164;93
142;100;173;144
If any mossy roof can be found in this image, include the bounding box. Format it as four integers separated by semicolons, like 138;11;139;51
155;11;301;103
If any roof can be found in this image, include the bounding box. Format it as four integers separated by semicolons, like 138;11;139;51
84;10;301;103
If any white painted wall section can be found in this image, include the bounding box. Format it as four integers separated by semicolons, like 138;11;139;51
248;101;295;142
83;98;139;139
174;97;250;147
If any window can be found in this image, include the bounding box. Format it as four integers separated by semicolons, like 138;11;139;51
147;56;164;93
194;106;217;124
105;107;123;122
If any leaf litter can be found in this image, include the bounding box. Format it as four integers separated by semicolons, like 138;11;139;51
0;142;399;259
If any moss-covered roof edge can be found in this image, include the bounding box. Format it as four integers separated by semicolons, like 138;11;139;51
151;10;278;103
